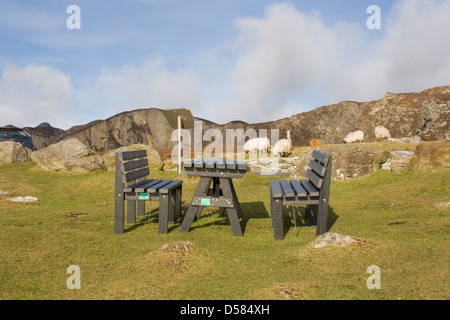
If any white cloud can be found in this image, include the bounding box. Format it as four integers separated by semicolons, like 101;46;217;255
0;63;74;128
339;0;450;101
80;56;203;118
2;1;449;129
210;1;450;124
218;3;365;123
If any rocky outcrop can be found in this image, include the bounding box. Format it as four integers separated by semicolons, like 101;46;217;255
23;122;64;150
410;141;450;172
30;138;106;173
246;156;298;176
54;109;173;152
102;144;163;171
16;85;450;152
294;144;390;180
199;86;450;147
381;150;415;173
0;141;31;164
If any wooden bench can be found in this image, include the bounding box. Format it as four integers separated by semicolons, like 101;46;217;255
270;150;332;239
114;150;182;234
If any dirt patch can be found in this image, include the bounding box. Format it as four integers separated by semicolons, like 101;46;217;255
66;212;88;218
157;241;193;269
154;147;173;162
299;236;383;258
255;282;318;300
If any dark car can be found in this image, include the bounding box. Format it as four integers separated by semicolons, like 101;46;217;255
0;126;34;150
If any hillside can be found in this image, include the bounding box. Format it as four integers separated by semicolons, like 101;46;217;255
23;86;450;151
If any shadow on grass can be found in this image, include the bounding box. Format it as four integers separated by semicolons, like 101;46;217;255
122;202;338;238
174;201;269;235
280;205;339;239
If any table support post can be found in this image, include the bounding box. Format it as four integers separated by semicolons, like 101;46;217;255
180;177;212;232
219;178;243;237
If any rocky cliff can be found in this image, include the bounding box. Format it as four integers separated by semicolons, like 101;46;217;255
23;122;64;150
23;86;450;151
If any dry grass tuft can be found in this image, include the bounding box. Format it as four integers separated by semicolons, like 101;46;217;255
308;139;325;147
254;281;319;300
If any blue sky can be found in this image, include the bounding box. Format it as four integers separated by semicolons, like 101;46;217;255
1;0;449;129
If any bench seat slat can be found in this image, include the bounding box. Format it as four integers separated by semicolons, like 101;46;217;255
134;179;163;193
306;169;323;189
300;179;320;197
147;179;173;193
124;179;153;192
159;180;183;194
290;180;307;197
194;160;205;168
205;161;216;169
215;160;226;169
237;161;247;171
226;160;237;169
270;180;283;198
183;161;194;168
280;180;295;198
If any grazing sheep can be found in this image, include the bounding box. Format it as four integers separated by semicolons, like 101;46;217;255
272;130;292;157
244;137;271;154
343;130;364;143
374;126;391;141
257;137;271;154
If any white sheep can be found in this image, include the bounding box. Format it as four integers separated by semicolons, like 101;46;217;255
343;130;364;143
272;130;292;157
244;137;271;154
257;137;271;154
374;126;391;141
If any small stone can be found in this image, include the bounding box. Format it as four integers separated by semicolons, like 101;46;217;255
8;196;39;203
435;202;450;208
314;232;356;248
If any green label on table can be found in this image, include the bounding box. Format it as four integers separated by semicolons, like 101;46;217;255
139;193;150;200
200;198;212;206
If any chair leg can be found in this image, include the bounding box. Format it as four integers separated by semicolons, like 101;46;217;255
316;199;329;236
175;186;182;221
158;194;169;234
127;200;136;224
168;191;176;225
137;200;145;216
114;193;124;234
271;196;283;240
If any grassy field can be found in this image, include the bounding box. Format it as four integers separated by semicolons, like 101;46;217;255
0;158;448;300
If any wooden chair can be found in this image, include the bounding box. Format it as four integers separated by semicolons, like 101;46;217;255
270;150;332;239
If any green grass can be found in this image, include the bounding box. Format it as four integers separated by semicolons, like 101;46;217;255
0;161;448;300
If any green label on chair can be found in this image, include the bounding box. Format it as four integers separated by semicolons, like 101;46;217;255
139;193;150;200
200;198;212;206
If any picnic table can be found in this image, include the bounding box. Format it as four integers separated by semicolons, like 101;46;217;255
179;160;248;236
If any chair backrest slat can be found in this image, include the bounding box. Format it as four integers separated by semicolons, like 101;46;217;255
124;167;149;183
309;159;326;177
306;168;323;189
121;150;147;161
123;158;149;172
312;149;328;165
